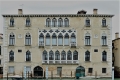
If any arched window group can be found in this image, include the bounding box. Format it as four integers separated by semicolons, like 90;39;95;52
39;33;76;46
46;18;69;27
42;50;78;61
9;32;15;46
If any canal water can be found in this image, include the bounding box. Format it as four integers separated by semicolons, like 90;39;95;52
0;78;120;80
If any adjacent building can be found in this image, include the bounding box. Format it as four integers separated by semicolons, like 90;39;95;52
2;9;114;78
112;33;120;77
0;33;3;78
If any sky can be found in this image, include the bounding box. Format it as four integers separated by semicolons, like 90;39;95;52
0;0;119;40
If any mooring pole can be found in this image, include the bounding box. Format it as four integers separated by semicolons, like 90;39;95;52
112;67;114;80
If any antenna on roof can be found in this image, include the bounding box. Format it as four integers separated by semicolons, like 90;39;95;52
20;4;24;9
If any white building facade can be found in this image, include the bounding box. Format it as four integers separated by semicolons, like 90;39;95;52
2;9;114;78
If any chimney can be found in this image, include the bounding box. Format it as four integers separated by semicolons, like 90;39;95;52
115;32;119;39
93;9;98;14
18;9;23;15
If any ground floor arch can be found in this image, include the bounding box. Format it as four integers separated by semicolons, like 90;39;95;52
33;66;43;77
76;66;85;77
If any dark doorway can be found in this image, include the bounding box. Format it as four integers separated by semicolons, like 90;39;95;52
34;66;43;77
76;66;85;77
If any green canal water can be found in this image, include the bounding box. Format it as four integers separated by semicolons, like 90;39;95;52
0;78;120;80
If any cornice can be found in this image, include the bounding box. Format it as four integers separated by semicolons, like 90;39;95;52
2;14;114;17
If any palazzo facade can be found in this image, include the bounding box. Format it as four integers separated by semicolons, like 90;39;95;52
2;9;114;78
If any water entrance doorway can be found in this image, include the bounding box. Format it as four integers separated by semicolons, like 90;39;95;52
34;66;43;77
76;66;85;77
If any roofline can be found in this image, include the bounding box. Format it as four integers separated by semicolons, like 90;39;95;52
2;14;114;17
112;38;120;41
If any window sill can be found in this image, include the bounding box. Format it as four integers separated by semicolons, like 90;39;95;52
9;61;14;62
102;61;107;62
85;25;91;27
102;45;108;46
85;61;91;62
9;45;14;46
102;25;107;27
85;45;91;46
25;45;31;46
25;61;31;62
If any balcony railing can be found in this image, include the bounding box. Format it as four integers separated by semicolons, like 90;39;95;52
39;41;44;47
45;25;70;27
26;23;31;27
42;60;79;64
70;42;76;47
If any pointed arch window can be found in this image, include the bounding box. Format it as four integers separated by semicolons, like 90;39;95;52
46;33;50;45
52;18;57;27
10;17;14;26
26;50;31;61
58;33;63;45
102;18;106;27
9;50;14;61
25;33;31;45
71;33;76;43
102;33;107;45
52;33;57;45
55;50;60;60
86;18;90;26
26;17;30;26
58;18;63;27
49;50;54;60
85;33;91;45
46;18;51;27
61;50;66;60
102;51;107;61
39;33;44;45
43;50;47;60
64;33;69;45
64;18;69;27
73;50;78;60
85;51;90;61
9;32;15;46
67;50;72;60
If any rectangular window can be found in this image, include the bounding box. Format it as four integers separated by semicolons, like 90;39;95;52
0;60;1;64
26;66;31;72
64;38;69;45
0;46;1;55
57;67;62;75
102;68;106;73
18;50;22;52
88;68;93;73
9;66;14;73
46;38;50;45
94;49;98;52
52;38;57;45
58;38;63;45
